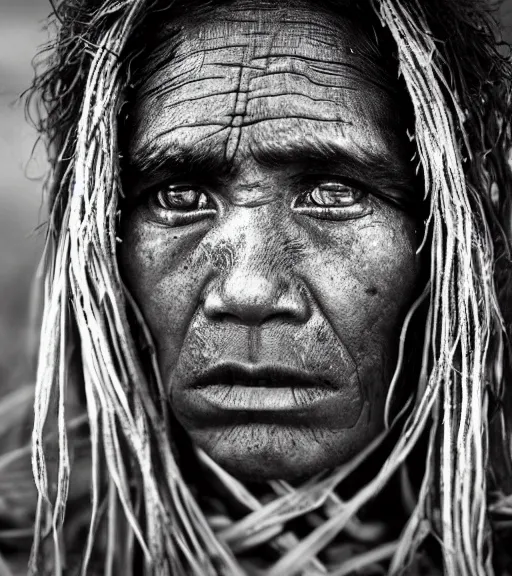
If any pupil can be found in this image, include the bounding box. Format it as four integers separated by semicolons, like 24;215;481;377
168;189;197;207
312;186;354;207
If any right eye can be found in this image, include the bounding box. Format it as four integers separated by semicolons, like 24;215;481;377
148;184;216;226
156;187;208;211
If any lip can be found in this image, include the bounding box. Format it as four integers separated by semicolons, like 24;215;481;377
186;364;338;413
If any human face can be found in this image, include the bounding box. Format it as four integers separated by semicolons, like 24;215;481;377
120;1;420;481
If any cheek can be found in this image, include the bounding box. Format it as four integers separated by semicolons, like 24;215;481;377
305;210;419;378
119;213;210;371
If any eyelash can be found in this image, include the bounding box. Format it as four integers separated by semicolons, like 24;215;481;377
145;180;371;226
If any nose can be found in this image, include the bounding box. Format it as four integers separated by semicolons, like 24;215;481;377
204;274;310;326
202;215;310;326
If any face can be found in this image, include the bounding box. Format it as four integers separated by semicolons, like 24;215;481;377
120;0;420;481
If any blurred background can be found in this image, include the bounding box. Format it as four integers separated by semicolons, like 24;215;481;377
1;0;50;392
0;0;511;394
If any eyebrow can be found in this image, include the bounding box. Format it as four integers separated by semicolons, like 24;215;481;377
250;132;417;199
126;129;234;186
126;127;418;208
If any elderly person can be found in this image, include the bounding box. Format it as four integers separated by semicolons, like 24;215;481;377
1;0;512;574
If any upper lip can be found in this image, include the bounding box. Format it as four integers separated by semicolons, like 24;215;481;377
189;363;334;390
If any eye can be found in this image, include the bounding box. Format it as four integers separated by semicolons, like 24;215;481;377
293;181;371;221
156;186;209;211
148;184;216;226
310;183;362;207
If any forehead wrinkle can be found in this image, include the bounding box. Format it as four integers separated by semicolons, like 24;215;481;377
137;42;395;129
135;0;392;95
141;56;393;131
128;2;412;181
139;46;228;100
250;59;395;97
144;68;363;125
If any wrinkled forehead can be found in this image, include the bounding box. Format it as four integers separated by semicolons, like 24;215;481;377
125;0;411;172
130;0;398;101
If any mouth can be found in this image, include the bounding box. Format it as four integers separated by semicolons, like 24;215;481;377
186;364;338;414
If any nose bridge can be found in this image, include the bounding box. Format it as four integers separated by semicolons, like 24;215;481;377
203;207;309;325
214;206;287;276
234;209;283;275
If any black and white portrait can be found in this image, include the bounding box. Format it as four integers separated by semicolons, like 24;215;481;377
1;0;512;574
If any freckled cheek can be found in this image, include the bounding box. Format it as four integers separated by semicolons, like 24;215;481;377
359;227;418;305
307;221;419;354
119;218;210;375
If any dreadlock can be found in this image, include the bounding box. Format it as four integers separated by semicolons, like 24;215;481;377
2;0;512;574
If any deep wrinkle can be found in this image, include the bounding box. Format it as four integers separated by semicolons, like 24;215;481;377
129;3;407;158
120;0;420;481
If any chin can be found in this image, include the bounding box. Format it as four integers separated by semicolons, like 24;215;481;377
190;422;377;483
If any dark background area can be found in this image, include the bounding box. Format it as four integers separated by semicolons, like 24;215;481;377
0;0;511;393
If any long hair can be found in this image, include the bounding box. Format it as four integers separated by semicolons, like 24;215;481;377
6;0;512;574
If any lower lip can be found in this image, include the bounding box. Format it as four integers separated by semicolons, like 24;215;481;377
194;384;337;412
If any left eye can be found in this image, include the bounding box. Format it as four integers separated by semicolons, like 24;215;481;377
309;183;362;207
293;182;371;221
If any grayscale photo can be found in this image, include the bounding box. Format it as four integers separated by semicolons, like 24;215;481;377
1;0;512;574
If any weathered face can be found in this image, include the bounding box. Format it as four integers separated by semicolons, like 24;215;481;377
120;0;420;481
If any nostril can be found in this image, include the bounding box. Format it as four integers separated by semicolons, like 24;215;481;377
203;292;246;323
